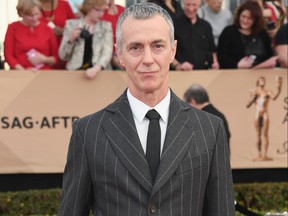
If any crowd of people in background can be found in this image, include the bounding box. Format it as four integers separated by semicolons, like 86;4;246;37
2;0;288;75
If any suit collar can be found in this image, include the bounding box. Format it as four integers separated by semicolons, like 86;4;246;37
127;88;171;124
152;92;196;194
103;90;196;195
103;90;154;192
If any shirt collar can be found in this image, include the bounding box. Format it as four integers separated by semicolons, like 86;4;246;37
127;89;170;124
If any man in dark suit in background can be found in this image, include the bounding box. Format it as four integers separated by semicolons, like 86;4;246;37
184;83;231;152
58;3;235;215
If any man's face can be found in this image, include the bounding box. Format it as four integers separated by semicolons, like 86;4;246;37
116;15;176;95
207;0;223;13
183;0;201;20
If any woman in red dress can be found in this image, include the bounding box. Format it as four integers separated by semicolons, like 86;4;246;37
4;0;58;70
101;0;125;69
40;0;76;68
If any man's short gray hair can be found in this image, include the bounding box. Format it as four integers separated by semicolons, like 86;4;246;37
116;2;175;52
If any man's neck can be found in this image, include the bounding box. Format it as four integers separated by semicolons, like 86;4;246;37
191;16;198;24
207;4;221;14
128;87;170;107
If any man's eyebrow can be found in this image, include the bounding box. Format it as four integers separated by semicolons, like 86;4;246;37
127;42;142;47
152;39;166;44
126;40;167;49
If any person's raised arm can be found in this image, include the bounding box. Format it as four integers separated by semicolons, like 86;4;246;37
270;76;283;100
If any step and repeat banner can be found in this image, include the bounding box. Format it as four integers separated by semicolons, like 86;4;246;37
0;69;287;173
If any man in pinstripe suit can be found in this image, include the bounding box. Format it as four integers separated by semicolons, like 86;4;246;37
58;3;235;215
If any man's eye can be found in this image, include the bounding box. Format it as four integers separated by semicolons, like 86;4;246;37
128;45;142;52
153;43;165;51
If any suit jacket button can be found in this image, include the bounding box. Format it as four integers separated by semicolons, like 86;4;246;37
149;203;158;214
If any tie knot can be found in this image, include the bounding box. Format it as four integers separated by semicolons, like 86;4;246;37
146;109;160;120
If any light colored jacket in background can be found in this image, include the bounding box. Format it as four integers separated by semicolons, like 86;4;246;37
59;18;113;70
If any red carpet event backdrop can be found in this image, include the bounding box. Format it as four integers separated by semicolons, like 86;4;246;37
0;69;287;173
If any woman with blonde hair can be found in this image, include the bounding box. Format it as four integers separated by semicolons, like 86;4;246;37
59;0;113;79
4;0;58;70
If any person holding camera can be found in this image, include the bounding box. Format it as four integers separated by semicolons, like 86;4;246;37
59;0;113;79
254;0;285;42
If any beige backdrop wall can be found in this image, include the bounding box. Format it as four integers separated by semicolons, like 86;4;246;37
0;69;287;174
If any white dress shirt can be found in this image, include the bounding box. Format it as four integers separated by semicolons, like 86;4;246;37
127;89;170;156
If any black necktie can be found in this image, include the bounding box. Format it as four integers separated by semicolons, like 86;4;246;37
146;109;161;183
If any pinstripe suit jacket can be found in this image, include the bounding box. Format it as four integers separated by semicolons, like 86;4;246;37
58;90;235;216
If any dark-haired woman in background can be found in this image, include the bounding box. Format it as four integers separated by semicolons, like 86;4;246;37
217;0;278;69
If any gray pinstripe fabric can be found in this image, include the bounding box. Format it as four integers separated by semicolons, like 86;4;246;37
58;89;235;216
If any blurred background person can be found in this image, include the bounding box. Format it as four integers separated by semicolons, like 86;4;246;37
198;0;233;47
184;84;231;152
4;0;58;70
255;0;278;26
68;0;84;17
148;0;184;20
40;0;76;46
254;0;285;44
217;0;277;69
274;1;287;68
101;0;125;69
0;29;4;69
59;0;113;79
40;0;76;68
172;0;219;70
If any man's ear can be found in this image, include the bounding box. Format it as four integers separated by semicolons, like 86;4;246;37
170;40;177;63
115;44;125;68
190;99;200;109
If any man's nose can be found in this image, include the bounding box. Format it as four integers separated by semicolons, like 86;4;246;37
142;48;154;64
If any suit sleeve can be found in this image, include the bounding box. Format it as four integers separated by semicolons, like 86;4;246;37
203;120;235;215
58;120;93;216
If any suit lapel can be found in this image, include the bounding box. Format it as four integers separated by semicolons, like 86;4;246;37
102;92;153;193
152;92;195;194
